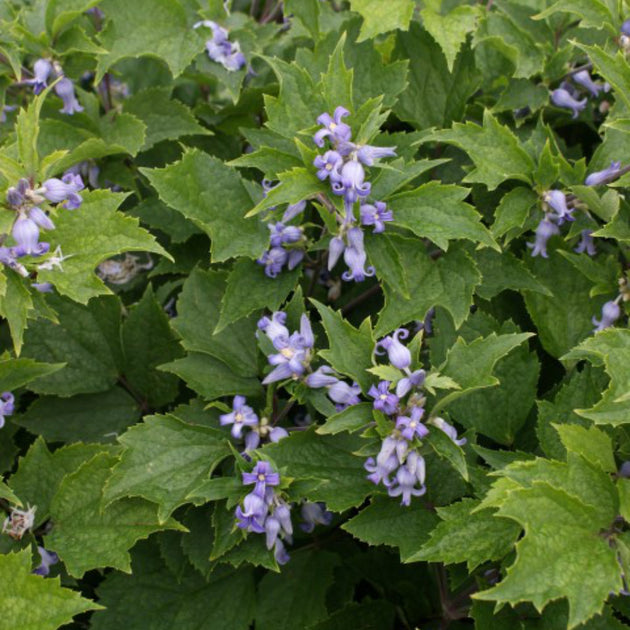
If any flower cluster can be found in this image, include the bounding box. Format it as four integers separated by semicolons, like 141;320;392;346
220;395;287;451
312;106;396;282
550;69;609;118
194;20;246;71
0;392;14;429
27;58;83;114
235;461;292;564
3;173;83;272
364;328;465;506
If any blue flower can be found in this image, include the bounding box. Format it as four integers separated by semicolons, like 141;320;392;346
268;223;303;247
543;190;573;224
42;173;84;209
368;381;399;415
396;369;425;398
395;407;429;441
331;160;371;204
55;78;83;115
430;417;466;446
32;546;59;577
314;106;352;147
592;300;621;332
574;229;596;256
387;451;426;506
29;59;52;95
376;328;411;370
527;218;559;258
550;88;587;119
572;70;608;98
341;227;374;282
313;150;343;181
356;144;397;167
242;461;280;496
0;392;14;429
585;161;623;186
327;380;361;410
220;395;259;439
257;246;288;278
195;20;246;71
360;201;393;233
364;435;408;487
300;502;332;533
305;365;339;388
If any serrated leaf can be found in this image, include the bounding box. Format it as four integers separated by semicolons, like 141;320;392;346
561;329;630;426
311;300;374;392
376;237;481;335
0;356;64;391
104;414;231;522
534;1;616;33
390;181;498;250
491;186;538;243
0;548;101;628
321;34;353;111
0;271;34;355
428;110;534;190
575;44;630;110
408;498;520;569
427;427;468;480
38;190;170;304
216;259;300;333
142;149;268;261
95;0;205;82
351;0;414;41
555;424;616;473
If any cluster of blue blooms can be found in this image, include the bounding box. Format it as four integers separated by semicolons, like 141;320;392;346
313;106;396;282
28;58;83;114
364;328;465;506
194;20;246;72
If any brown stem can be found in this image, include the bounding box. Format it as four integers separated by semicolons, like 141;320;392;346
341;283;381;315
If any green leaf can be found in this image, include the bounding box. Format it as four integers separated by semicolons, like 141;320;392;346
350;0;414;41
420;2;482;72
376;238;481;335
22;294;123;396
159;352;263;400
474;481;621;628
48;452;184;577
343;496;438;561
316;402;374;435
0;272;34;355
0;549;101;628
364;232;410;299
216;259;300;333
435;332;534;411
123;87;210;150
408;498;520;569
104;414;231;522
555;424;616;473
311;300;374;392
46;0;101;36
491;186;538;243
261;428;374;511
121;285;183;407
172;268;258;375
15;386;140;443
142;149;268;262
390;182;498;250
534;1;616;33
575;44;630;109
561;329;630;426
91;542;255;630
321;34;353;111
428;110;535;190
394;22;480;130
284;0;319;40
0;356;64;391
95;0;205;82
310;601;396;630
16;88;48;176
255;550;339;630
38;190;170;304
427;426;468;480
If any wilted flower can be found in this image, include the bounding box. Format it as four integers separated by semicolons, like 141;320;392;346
2;504;36;539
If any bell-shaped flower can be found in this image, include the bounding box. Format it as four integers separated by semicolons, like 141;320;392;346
585;161;623;186
550;88;587;119
258;311;289;345
33;547;59;577
572;70;608;98
356;144;397;166
341;227;374;282
327;380;361;410
282;199;306;222
28;207;55;231
12;216;40;255
396;369;426;398
376;328;411;370
332;160;371;204
55;78;84;115
431;417;466;446
543;190;573;224
328;235;345;270
387;458;426;506
300;502;333;533
574;229;597;256
257;246;288;278
527;218;559;258
592;300;621;332
30;59;52;95
305;365;339;388
0;391;14;429
268;222;303;247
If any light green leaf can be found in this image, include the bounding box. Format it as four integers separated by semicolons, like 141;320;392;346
321;34;353;111
104;414;230;522
216;259;300;333
491;186;538;243
376;238;481;335
16;88;48;176
95;0;205;82
0;549;101;628
0;271;34;355
0;356;64;391
408;498;520;569
311;300;374;392
284;0;319;40
142;149;268;261
123;87;210;150
575;44;630;110
391;181;498;250
45;0;101;36
351;0;414;41
534;1;616;33
38;190;170;304
428;110;535;190
555;424;616;473
48;452;185;577
427;427;468;481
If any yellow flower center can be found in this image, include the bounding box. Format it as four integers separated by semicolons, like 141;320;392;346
281;348;294;359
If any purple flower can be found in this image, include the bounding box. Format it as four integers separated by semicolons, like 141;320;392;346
0;392;14;429
29;207;55;231
305;366;338;388
314;151;343;181
32;282;53;293
376;328;411;370
258;311;289;345
623;19;630;36
268;223;303;247
195;20;246;71
30;59;52;95
32;546;59;577
527;218;560;258
396;369;426;398
365;435;408;486
220;395;259;439
235;492;266;532
269;426;288;442
592;300;621;332
328;235;345;270
360;201;393;233
42;173;84;209
282;200;306;222
387;451;426;506
550;88;587;119
396;407;429;441
12;217;40;255
574;229;596;256
585;161;623;186
55;78;83;115
327;380;361;410
263;319;313;384
300;502;333;533
332;160;371;204
368;381;399;415
431;417;466;446
274;538;291;565
619;461;630;478
341;227;374;282
314;106;352;147
356;144;397;166
257;247;288;278
572;70;608;98
287;249;304;270
543;190;573;223
242;461;280;496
